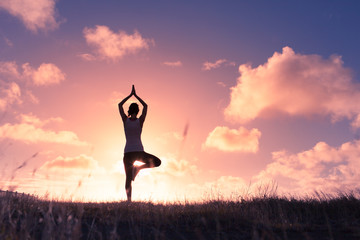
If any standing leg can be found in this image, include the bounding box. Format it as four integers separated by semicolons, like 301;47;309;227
123;154;135;201
125;170;132;201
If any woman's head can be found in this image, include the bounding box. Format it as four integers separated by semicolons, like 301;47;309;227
128;103;139;117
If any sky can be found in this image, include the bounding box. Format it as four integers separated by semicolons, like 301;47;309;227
1;0;360;202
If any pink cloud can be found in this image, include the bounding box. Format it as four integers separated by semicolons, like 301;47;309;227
225;47;360;126
0;0;60;32
0;118;88;146
0;61;20;78
135;156;198;178
78;53;96;61
25;90;39;104
22;63;66;86
0;61;65;86
0;81;21;111
163;61;182;67
3;37;13;47
351;115;360;129
41;154;99;170
255;140;360;195
204;126;261;153
217;82;227;87
203;176;248;200
161;157;198;177
0;61;64;111
202;59;235;71
83;25;153;61
19;113;62;126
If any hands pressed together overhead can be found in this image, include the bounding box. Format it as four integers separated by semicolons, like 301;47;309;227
131;84;136;96
118;84;148;122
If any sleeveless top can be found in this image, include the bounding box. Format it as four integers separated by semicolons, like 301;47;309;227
124;118;144;153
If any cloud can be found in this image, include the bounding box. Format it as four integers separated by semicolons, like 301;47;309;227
156;131;184;144
203;176;249;199
0;61;20;78
351;115;360;129
25;90;39;104
83;25;153;61
0;61;66;86
0;81;21;111
204;126;261;153
202;59;235;71
78;53;96;61
3;37;13;47
0;115;87;146
19;113;62;126
161;157;199;177
0;0;60;32
225;47;360;126
133;156;198;178
163;61;182;67
217;82;226;87
41;154;100;170
22;63;66;86
0;61;64;110
255;140;360;195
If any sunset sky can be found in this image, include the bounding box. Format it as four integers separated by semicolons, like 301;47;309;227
1;0;360;202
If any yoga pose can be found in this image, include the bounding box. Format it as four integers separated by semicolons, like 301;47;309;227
118;85;161;201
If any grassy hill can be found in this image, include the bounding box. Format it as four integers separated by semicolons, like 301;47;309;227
1;191;360;239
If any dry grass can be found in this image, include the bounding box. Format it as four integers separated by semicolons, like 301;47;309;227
1;190;360;239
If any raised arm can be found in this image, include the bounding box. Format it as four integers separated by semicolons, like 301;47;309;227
133;86;147;126
118;87;134;123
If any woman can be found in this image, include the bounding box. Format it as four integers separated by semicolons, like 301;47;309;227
118;85;161;201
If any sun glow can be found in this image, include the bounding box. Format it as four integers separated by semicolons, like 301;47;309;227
133;161;145;167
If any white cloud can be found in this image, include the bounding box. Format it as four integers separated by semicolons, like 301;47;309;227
225;47;360;126
163;61;182;67
204;126;261;153
22;63;66;86
83;25;153;61
255;140;360;195
0;0;60;32
0;81;21;111
202;59;235;71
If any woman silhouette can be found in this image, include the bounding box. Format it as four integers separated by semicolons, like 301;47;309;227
118;85;161;201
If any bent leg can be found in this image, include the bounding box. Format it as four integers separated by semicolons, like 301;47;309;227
137;152;161;169
125;151;161;183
